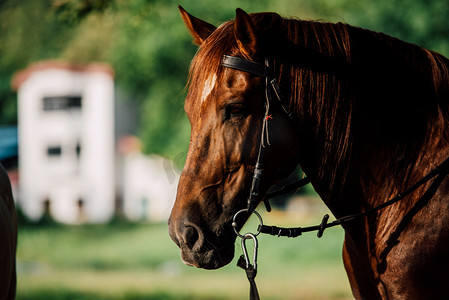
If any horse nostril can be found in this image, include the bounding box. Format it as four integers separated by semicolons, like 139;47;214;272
184;225;200;250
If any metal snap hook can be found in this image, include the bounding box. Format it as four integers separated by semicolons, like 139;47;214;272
241;233;258;270
232;209;263;239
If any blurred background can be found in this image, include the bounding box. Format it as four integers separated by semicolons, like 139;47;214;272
1;0;448;299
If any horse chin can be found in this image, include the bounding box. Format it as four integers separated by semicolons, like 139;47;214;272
180;244;235;270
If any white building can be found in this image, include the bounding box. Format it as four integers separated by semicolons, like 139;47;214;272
118;136;179;222
13;61;115;224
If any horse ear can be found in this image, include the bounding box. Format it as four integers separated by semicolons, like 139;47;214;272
178;5;216;45
234;8;258;59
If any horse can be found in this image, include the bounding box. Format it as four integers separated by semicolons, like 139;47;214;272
168;6;449;299
0;163;17;299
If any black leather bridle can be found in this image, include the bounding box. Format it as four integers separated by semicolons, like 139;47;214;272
222;55;309;215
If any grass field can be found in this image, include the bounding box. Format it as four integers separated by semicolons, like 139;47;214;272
16;209;353;300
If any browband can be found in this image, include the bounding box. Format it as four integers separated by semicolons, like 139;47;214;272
221;55;271;78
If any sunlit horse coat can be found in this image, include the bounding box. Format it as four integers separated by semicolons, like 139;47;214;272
169;7;449;299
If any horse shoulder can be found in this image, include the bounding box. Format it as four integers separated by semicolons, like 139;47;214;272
375;177;449;299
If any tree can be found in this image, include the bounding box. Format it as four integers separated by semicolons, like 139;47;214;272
1;0;448;164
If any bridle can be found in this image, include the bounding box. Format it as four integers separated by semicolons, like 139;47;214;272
220;54;449;300
222;55;308;215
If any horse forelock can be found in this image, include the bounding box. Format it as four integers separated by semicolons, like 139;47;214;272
186;22;235;119
186;13;288;116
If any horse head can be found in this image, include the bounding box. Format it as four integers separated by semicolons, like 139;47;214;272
168;7;300;269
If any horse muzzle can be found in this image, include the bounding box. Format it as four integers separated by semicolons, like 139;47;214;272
168;217;235;269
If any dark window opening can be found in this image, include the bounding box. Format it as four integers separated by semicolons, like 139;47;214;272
47;146;62;157
43;96;82;111
75;143;81;157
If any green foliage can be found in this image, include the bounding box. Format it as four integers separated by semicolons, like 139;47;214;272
301;0;449;56
0;0;76;124
1;0;449;160
53;0;111;24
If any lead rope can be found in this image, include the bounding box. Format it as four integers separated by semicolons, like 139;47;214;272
237;233;260;300
233;210;264;300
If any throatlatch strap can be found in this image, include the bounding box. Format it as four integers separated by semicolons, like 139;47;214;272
265;177;311;200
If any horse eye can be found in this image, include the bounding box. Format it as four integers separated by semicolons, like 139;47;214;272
225;103;247;120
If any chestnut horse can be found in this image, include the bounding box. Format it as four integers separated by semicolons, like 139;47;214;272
0;163;17;299
169;6;449;299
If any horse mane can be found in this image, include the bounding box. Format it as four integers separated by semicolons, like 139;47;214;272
188;12;449;202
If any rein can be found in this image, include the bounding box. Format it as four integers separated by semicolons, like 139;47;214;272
260;156;449;237
221;54;449;299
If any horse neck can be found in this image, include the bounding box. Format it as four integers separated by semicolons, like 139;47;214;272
271;26;449;217
295;102;449;222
